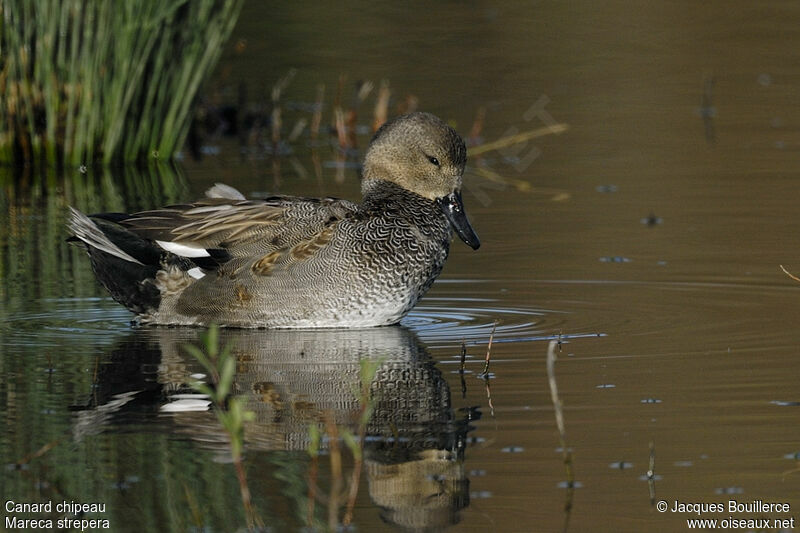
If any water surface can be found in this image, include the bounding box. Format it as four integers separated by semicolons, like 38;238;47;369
4;2;800;532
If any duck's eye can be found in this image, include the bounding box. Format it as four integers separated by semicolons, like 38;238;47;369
427;155;440;167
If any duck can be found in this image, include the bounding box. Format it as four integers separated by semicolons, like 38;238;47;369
68;112;480;328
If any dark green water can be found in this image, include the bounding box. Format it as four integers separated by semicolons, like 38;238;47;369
4;2;800;532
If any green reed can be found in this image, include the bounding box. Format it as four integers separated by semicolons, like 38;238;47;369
184;325;261;530
0;0;243;167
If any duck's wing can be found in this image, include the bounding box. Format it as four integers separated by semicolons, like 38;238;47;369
67;185;359;315
120;194;358;260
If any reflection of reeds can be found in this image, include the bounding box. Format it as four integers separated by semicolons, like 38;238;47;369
310;84;325;143
306;424;321;527
0;164;186;317
333;75;349;150
468;107;486;146
0;0;244;166
373;80;391;132
270;69;297;148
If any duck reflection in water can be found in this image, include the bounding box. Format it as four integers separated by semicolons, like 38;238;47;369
74;325;477;530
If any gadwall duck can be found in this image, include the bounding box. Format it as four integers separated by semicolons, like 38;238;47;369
68;112;480;328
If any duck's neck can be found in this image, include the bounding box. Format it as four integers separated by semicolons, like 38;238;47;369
361;177;396;199
360;178;452;259
360;178;432;209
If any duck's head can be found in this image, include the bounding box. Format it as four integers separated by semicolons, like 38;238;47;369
362;112;480;250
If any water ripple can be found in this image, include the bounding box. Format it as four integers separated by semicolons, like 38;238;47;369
405;297;592;347
1;289;605;350
0;298;131;347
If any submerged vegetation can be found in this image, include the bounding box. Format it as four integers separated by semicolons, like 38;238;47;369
0;0;244;167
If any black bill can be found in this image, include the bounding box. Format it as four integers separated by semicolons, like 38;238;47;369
437;191;480;250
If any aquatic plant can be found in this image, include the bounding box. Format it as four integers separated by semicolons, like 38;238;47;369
183;325;260;530
0;0;244;167
305;358;379;530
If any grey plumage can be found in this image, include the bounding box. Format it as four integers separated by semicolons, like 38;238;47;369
67;112;479;328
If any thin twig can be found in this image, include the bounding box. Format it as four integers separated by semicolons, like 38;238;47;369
460;339;468;398
307;424;320;527
306;456;318;526
484;378;495;417
547;342;566;442
781;464;800;480
646;440;657;505
780;265;800;283
372;79;390;132
334;107;348;150
325;411;342;531
342;446;363;526
288;118;307;143
396;94;418;115
481;322;497;376
473;165;571;200
468;123;569;156
468;106;486;146
234;458;258;530
547;340;574;533
270;106;282;146
183;483;204;529
92;356;100;384
342;364;374;526
310;84;325;142
16;440;60;466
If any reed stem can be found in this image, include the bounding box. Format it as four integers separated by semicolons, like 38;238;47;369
0;0;244;167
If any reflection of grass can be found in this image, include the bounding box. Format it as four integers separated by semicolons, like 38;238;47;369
306;358;379;531
184;325;261;530
0;164;186;319
0;0;243;166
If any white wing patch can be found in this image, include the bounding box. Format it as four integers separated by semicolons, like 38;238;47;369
186;267;205;280
205;183;246;200
184;204;236;215
156;240;211;258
